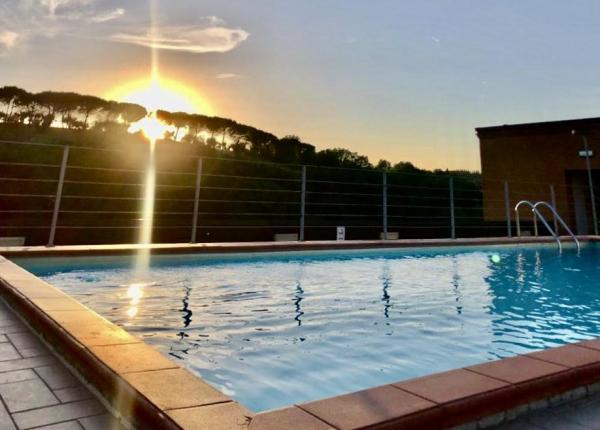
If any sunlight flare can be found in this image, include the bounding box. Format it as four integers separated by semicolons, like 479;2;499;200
127;111;174;141
105;76;212;114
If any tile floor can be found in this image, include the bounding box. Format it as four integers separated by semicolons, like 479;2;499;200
494;393;600;430
0;301;124;430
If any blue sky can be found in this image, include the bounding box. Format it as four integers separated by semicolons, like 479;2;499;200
1;0;600;170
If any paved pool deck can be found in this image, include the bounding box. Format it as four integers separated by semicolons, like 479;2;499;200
496;392;600;429
0;301;123;430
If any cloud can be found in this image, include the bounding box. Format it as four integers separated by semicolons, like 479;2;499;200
203;16;226;26
89;8;125;23
215;73;245;80
0;0;126;53
0;30;18;54
40;0;97;20
0;2;246;57
111;26;250;54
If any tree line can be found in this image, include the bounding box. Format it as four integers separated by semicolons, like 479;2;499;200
0;85;479;179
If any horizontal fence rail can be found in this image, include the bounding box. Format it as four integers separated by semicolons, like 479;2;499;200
0;139;597;246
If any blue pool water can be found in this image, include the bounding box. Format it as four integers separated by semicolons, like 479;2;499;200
12;243;600;412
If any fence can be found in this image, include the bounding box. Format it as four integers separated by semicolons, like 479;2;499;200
0;139;597;246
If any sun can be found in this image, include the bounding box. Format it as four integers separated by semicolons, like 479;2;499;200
105;76;213;115
128;111;174;141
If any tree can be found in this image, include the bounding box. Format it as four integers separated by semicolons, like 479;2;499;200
116;103;147;125
377;159;392;170
316;148;372;169
391;161;423;174
78;95;107;129
0;86;31;122
271;135;316;163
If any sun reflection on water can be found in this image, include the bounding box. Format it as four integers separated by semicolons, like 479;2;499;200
124;282;152;319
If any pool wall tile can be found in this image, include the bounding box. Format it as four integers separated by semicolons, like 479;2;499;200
527;344;600;387
466;355;569;384
577;338;600;352
166;401;253;430
467;356;579;405
249;406;334;430
60;322;140;347
42;309;110;326
88;343;179;374
123;368;230;410
298;384;442;430
393;369;515;427
29;297;89;311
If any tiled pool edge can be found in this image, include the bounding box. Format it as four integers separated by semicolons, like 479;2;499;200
0;235;595;258
0;238;599;430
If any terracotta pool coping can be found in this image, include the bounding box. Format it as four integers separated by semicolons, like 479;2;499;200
1;238;599;429
0;235;595;258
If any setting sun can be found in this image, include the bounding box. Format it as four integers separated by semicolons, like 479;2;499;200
105;76;212;115
128;111;173;141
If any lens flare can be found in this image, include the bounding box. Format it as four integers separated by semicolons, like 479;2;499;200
105;76;212;115
128;111;174;141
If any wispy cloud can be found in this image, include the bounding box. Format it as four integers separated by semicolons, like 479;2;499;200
0;2;247;57
215;73;245;80
0;0;125;53
111;25;250;54
89;7;125;23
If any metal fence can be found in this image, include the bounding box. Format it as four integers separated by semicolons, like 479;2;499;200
0;139;597;246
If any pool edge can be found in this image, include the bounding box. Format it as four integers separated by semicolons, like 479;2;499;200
0;235;596;258
1;238;600;430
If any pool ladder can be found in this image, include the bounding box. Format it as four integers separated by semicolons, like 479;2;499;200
514;200;580;253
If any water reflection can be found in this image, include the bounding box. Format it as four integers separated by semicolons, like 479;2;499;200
125;282;146;319
180;285;193;329
381;261;392;319
451;256;463;315
293;281;304;326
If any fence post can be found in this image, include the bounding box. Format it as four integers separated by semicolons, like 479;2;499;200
504;180;512;238
582;136;599;235
48;145;69;247
299;165;306;241
449;177;455;239
190;157;203;243
382;170;388;240
550;184;558;233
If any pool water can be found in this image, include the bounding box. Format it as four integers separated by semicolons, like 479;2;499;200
13;244;600;412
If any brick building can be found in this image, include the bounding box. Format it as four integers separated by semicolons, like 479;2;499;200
477;117;600;235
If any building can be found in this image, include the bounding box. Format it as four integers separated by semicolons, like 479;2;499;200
477;117;600;235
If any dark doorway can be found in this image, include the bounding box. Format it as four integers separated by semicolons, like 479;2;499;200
566;170;600;234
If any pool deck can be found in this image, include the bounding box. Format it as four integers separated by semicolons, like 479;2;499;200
1;237;599;430
495;391;600;429
0;300;123;430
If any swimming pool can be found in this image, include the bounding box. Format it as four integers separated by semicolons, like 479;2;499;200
12;243;600;412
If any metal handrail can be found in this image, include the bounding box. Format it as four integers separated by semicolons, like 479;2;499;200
534;201;580;253
514;200;580;253
515;200;560;251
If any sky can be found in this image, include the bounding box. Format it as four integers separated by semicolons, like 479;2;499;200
2;0;600;171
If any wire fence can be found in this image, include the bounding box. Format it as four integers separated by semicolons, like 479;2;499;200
0;139;597;246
